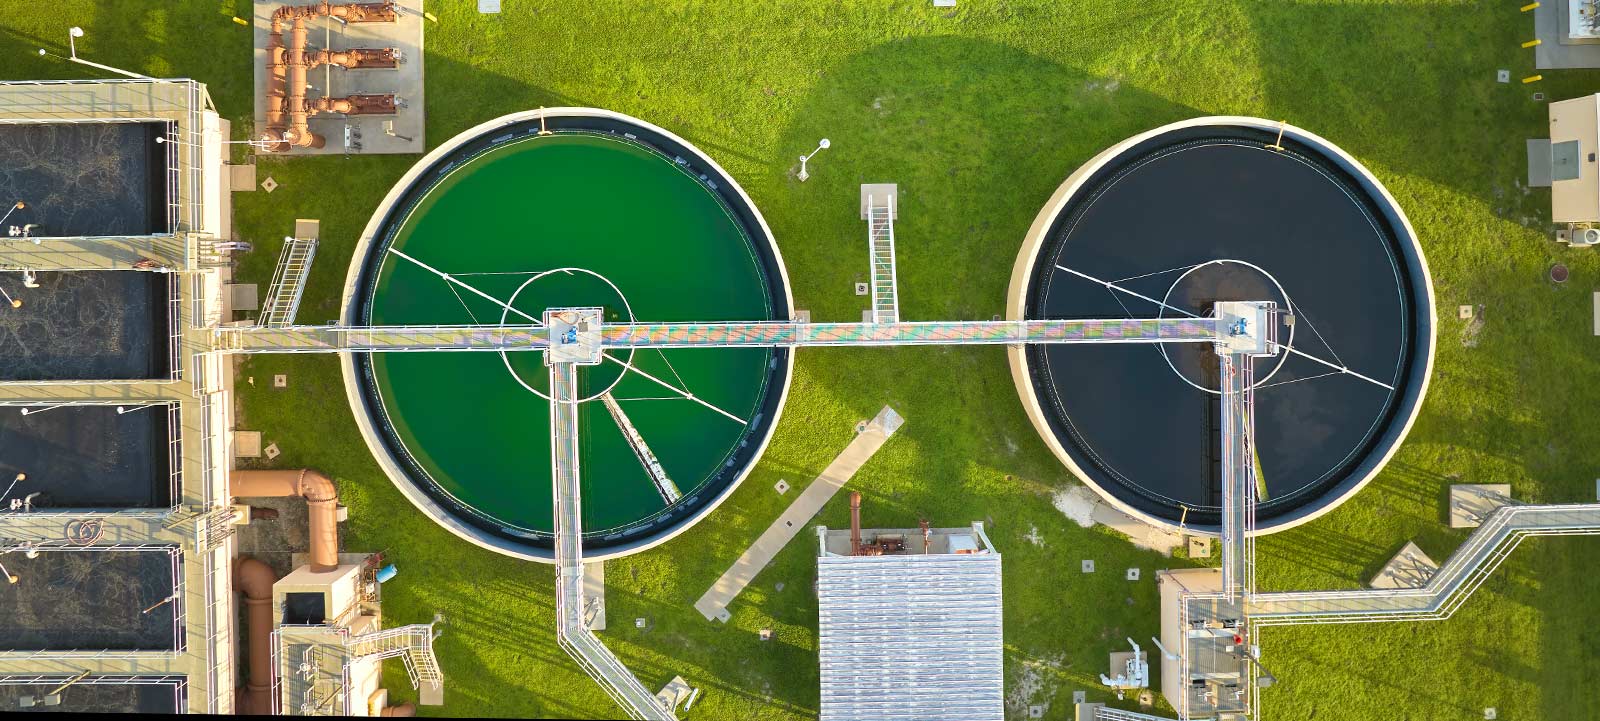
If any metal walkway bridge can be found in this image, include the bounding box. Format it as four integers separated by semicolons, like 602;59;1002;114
212;318;1221;354
549;364;676;721
1245;502;1600;625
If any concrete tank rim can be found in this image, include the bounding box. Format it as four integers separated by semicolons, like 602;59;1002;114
1005;115;1437;537
338;107;796;563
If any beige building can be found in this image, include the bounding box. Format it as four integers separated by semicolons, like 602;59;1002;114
1547;93;1600;224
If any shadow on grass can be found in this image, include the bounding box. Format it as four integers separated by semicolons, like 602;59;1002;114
1239;0;1543;207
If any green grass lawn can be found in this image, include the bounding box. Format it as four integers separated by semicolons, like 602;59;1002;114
8;1;1600;719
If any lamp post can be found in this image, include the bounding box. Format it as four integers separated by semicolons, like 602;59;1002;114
38;27;150;80
0;201;25;228
156;134;276;152
797;138;831;182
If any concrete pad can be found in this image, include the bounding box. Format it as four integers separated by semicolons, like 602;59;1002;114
294;218;321;241
583;561;605;631
227;163;257;191
693;406;902;621
227;283;259;312
233;431;263;458
1075;703;1105;721
859;183;899;219
1369;541;1439;590
251;0;426;156
1529;139;1554;187
419;682;443;706
1593;293;1600;335
1536;0;1600;69
1091;503;1184;555
654;676;691;712
1450;484;1514;528
1187;536;1212;558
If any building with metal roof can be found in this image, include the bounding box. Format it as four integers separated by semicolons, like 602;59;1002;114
814;517;1003;721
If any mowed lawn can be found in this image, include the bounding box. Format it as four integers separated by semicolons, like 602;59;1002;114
6;1;1600;719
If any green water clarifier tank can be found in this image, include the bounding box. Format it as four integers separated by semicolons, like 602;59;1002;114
362;131;782;542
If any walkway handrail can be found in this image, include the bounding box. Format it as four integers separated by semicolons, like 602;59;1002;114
549;363;674;721
1246;502;1600;625
212;318;1220;353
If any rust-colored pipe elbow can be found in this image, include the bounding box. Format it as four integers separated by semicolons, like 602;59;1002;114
233;469;341;571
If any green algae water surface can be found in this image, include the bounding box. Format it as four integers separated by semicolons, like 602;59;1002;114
361;130;782;547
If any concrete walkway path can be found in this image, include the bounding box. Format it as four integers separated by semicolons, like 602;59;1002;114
693;406;904;622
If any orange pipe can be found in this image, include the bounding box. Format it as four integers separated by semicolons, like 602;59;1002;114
262;2;398;151
849;491;863;556
381;702;418;717
235;557;278;716
233;469;340;572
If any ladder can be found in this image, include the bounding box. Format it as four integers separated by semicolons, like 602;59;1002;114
259;237;318;328
866;194;899;324
347;624;442;690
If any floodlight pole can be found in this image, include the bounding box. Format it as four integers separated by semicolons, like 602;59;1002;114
156;135;274;152
0;201;25;228
51;27;150;80
0;473;24;507
797;138;831;182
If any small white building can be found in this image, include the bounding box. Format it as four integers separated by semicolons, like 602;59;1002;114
1546;93;1600;224
814;521;1003;721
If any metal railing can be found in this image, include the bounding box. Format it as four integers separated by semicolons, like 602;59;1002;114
1218;353;1257;601
0;672;188;712
199;543;231;714
168;547;188;653
346;624;442;690
1247;502;1600;625
866;193;899;324
165;402;183;510
0;78;216;259
1092;707;1182;721
167;273;183;381
550;362;673;721
164;120;181;233
212;317;1222;354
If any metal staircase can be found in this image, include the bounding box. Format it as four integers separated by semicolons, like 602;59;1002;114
866;193;899;324
259;237;318;328
347;624;442;691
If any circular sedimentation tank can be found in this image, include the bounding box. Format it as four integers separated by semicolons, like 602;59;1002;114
342;109;792;562
1007;117;1435;534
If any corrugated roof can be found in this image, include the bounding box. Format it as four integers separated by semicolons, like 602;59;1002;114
816;552;1004;721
